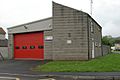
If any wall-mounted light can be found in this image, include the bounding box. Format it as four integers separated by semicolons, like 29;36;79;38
49;24;52;28
24;25;28;29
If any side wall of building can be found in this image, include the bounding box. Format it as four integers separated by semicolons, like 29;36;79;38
88;17;102;59
94;22;102;57
52;2;89;60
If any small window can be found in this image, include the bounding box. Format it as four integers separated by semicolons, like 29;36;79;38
15;46;20;49
90;21;94;33
38;45;44;49
22;46;27;49
68;33;71;37
30;46;35;49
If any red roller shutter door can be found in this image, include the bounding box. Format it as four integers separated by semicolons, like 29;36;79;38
14;32;44;60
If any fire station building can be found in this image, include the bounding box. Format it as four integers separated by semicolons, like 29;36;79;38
7;2;102;60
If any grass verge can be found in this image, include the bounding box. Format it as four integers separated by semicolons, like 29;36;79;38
34;53;120;72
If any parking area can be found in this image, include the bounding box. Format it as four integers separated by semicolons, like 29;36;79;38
0;60;48;74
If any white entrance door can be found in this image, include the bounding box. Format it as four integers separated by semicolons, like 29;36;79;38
92;42;95;58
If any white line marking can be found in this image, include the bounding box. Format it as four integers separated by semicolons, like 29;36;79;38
0;76;20;80
0;72;47;77
38;78;56;80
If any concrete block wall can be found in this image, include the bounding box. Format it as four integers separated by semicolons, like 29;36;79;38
94;23;102;57
52;2;89;60
7;2;102;60
88;16;102;59
44;30;53;60
8;34;14;59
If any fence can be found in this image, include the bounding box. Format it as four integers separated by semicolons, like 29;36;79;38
102;45;111;56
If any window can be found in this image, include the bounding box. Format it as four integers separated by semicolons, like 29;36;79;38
30;46;35;49
90;21;94;33
68;33;71;37
15;46;20;49
38;45;44;49
22;46;27;49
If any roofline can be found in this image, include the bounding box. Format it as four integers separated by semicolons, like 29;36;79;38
86;14;102;29
8;2;102;30
7;17;52;29
53;1;102;29
53;1;88;15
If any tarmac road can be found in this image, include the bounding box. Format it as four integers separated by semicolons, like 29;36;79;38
0;60;120;80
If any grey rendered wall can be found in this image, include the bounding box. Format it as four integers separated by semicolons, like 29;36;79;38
44;30;53;60
52;2;89;60
8;34;14;59
88;17;102;59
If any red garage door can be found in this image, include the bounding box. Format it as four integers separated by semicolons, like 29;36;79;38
14;32;44;60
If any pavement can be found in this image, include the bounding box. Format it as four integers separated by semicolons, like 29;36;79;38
1;60;120;80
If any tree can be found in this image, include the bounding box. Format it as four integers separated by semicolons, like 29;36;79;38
114;37;120;43
102;35;115;46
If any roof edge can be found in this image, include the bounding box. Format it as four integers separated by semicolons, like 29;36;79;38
86;14;102;29
52;1;88;14
7;17;52;29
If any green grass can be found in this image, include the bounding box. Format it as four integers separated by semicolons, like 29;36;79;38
113;51;120;54
34;53;120;72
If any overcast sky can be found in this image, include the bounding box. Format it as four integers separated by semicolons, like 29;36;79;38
0;0;120;37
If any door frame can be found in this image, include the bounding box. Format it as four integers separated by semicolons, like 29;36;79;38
92;41;95;58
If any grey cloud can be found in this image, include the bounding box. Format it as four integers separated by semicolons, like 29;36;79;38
93;0;120;37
